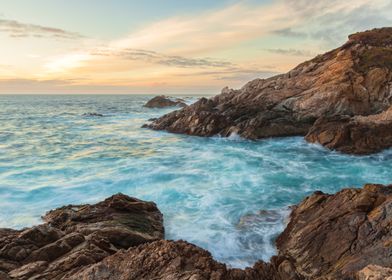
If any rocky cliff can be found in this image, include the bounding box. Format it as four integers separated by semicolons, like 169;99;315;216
144;28;392;154
2;184;392;279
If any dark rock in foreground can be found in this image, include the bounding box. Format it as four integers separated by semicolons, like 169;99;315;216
2;184;392;279
144;95;187;108
0;194;163;280
145;28;392;154
277;184;392;279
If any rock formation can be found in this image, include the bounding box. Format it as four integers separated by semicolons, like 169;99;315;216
305;105;392;154
144;95;187;108
144;28;392;154
2;184;392;279
0;194;163;280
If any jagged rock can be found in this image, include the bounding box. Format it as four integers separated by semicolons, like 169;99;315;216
145;28;392;154
276;184;392;279
70;239;302;280
2;185;392;279
0;194;163;280
144;95;187;108
305;105;392;154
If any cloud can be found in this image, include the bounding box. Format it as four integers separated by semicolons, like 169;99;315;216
273;28;307;38
308;2;392;45
2;0;392;94
0;19;83;39
265;48;315;57
90;48;233;68
177;66;279;81
283;0;392;47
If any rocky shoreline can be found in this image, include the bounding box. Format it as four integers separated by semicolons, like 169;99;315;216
1;184;392;279
144;28;392;155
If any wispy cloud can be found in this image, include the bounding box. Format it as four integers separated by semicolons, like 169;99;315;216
90;48;233;68
283;0;392;46
265;48;315;57
273;28;307;38
1;0;392;94
0;19;83;39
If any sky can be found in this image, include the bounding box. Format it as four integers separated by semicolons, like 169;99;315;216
0;0;392;94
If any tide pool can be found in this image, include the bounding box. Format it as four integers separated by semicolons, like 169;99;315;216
1;94;392;268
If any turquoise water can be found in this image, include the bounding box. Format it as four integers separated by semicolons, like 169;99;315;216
1;94;392;268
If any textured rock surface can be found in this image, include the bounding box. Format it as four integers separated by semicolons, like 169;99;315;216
277;184;392;279
2;185;392;279
357;265;392;280
144;95;187;108
0;194;163;280
305;105;392;154
145;28;392;154
69;240;302;280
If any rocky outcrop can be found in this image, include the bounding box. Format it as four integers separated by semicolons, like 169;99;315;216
2;184;392;279
305;105;392;154
0;194;163;280
276;184;392;279
69;240;302;280
144;95;187;108
63;183;392;280
144;28;392;154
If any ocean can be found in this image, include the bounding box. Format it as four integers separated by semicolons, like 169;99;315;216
1;94;392;268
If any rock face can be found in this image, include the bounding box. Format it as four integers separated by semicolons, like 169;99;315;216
0;194;163;280
277;184;392;279
2;185;392;279
144;95;187;108
305;105;392;154
145;28;392;154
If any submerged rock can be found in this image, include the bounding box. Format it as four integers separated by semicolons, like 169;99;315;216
2;184;392;279
145;28;392;154
82;112;104;117
144;95;187;108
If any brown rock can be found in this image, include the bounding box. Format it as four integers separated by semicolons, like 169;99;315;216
144;95;187;108
2;185;392;279
0;193;163;280
305;106;392;154
276;184;392;279
357;265;392;280
145;28;392;154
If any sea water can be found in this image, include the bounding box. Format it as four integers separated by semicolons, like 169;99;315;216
1;94;392;268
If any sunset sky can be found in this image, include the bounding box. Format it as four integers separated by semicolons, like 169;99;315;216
1;0;392;94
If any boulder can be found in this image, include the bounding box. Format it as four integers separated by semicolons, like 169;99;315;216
0;193;163;280
144;95;187;108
